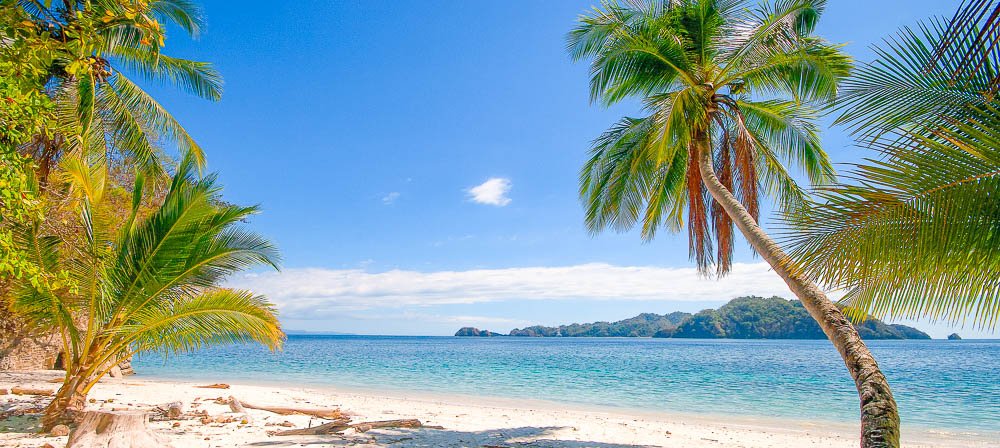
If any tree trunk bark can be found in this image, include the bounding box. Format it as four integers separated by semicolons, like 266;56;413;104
42;372;89;431
66;411;171;448
694;136;900;448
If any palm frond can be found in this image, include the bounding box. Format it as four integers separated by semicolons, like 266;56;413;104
149;0;206;38
125;289;283;356
785;105;1000;328
834;18;996;140
110;48;223;101
931;0;1000;88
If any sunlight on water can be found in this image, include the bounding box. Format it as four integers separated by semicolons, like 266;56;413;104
134;336;999;433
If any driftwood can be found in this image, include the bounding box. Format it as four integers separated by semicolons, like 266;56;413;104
275;418;425;436
353;419;425;433
236;400;343;419
157;402;183;420
273;417;352;436
10;387;53;396
194;383;230;389
226;396;253;424
66;411;172;448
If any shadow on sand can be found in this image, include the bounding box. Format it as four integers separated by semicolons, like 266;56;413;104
245;425;658;447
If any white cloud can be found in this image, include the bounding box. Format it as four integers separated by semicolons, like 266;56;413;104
466;177;511;206
232;262;806;320
381;192;400;205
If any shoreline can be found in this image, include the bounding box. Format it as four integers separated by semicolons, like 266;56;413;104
2;371;997;447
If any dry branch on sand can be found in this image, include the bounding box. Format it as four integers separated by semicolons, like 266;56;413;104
10;387;54;396
226;396;343;419
274;418;428;436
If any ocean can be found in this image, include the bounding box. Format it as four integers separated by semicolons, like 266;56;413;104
132;336;999;435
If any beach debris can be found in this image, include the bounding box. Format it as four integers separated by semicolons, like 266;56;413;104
0;401;46;419
154;401;184;420
67;411;173;448
194;383;230;389
0;388;7;395
274;418;428;436
200;415;235;425
10;387;54;396
50;424;70;436
226;396;343;419
226;396;254;424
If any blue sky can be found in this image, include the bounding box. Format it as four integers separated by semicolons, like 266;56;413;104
148;0;991;338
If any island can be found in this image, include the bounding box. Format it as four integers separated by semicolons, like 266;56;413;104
454;327;504;337
456;296;931;340
948;333;962;340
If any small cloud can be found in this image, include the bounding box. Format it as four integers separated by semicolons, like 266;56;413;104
466;177;511;206
382;192;400;205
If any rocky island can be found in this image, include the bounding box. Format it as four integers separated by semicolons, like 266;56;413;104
456;296;931;340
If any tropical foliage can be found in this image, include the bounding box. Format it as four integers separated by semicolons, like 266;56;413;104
571;0;848;276
11;0;222;182
784;0;1000;330
1;0;284;430
9;153;283;428
569;1;902;446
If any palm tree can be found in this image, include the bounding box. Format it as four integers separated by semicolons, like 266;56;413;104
15;0;221;182
785;1;1000;329
568;1;899;446
10;153;283;429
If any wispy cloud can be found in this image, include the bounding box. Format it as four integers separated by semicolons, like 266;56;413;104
382;192;400;205
466;177;511;206
233;262;805;320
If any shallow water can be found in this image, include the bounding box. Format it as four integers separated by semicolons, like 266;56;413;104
133;336;1000;434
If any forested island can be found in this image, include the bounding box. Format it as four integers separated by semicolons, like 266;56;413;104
456;296;931;340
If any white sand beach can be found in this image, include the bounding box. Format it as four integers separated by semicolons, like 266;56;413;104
1;371;995;448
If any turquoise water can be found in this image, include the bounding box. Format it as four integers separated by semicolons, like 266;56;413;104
133;336;999;434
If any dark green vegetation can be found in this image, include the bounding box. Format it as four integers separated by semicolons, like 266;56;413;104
457;297;930;340
507;312;689;337
665;297;929;339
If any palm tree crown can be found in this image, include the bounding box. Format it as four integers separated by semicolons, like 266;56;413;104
570;0;849;276
11;152;283;426
17;0;223;181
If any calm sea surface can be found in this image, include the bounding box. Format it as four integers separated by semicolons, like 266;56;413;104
133;336;999;434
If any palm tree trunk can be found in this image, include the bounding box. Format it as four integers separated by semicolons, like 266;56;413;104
694;136;900;448
42;370;89;431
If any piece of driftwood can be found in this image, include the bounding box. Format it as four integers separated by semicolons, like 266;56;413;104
194;383;230;389
227;396;253;424
238;400;343;419
66;411;172;448
163;402;183;419
10;387;53;396
275;418;425;436
273;418;352;436
352;419;424;433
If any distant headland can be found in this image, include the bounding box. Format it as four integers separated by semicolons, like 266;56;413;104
456;296;931;340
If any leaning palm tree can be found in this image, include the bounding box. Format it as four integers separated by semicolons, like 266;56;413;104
569;1;899;446
14;0;221;181
785;1;1000;329
10;153;283;429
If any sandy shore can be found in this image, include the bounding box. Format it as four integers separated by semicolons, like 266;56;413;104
1;371;995;448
